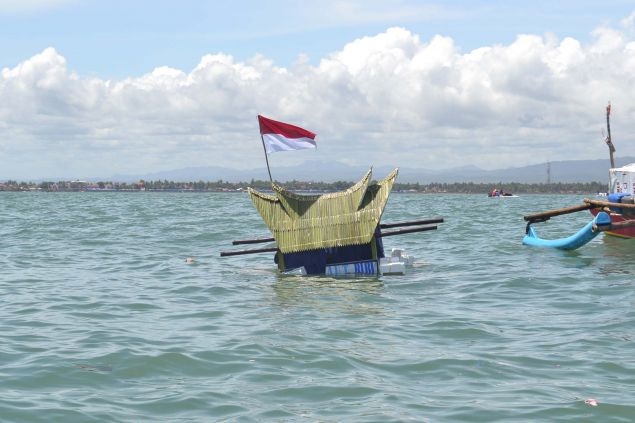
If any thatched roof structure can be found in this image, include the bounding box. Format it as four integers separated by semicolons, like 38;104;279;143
248;168;398;253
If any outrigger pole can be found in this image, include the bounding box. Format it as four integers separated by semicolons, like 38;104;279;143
220;217;444;257
523;203;594;226
523;198;635;226
220;225;439;257
230;217;445;245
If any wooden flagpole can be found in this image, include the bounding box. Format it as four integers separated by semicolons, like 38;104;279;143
260;134;274;185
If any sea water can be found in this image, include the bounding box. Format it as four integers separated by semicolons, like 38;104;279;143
1;192;634;422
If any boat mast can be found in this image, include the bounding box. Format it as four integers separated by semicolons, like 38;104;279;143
605;102;615;168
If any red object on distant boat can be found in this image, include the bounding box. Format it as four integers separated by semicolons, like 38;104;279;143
488;189;517;198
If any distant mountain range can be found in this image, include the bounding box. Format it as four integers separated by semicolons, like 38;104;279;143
99;156;635;184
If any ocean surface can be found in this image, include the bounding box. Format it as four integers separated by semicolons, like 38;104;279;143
1;192;634;422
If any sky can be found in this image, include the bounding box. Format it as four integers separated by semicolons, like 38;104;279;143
1;0;635;180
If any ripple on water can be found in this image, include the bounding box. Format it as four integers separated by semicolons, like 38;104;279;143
1;193;634;422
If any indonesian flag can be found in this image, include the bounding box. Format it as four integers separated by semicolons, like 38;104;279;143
258;115;316;154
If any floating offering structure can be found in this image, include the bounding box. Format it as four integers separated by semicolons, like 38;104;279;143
522;103;635;249
221;115;444;275
221;168;443;276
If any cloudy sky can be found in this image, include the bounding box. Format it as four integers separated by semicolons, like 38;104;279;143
1;0;635;180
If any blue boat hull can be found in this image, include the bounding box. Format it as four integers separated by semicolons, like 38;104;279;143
523;212;611;250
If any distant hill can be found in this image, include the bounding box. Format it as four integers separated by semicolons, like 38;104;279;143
395;157;635;184
99;157;635;184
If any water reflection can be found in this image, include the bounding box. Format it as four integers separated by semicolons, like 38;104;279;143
597;235;635;276
602;235;635;257
270;274;387;316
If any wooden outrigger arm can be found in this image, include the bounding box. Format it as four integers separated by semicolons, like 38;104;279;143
221;217;443;257
583;198;635;209
231;217;444;245
523;199;635;230
220;247;278;257
523;203;594;224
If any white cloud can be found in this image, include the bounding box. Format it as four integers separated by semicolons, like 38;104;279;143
621;11;635;29
2;22;635;179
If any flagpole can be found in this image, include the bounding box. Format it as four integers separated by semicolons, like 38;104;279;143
260;134;274;185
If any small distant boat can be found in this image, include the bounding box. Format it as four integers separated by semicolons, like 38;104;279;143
488;189;518;198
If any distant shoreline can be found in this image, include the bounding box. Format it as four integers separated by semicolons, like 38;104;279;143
0;179;607;195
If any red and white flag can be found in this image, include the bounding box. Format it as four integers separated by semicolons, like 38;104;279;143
258;115;316;154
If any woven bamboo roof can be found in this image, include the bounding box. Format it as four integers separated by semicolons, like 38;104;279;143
248;168;398;253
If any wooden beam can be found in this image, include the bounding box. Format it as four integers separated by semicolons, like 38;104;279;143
220;247;278;257
523;203;593;222
223;224;440;257
379;224;438;237
233;237;274;245
583;198;635;209
379;216;444;229
231;216;445;245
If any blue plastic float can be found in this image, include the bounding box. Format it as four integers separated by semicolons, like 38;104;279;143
523;211;611;250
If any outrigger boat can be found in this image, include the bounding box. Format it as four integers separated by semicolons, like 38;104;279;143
221;168;444;276
522;103;635;249
522;199;635;250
